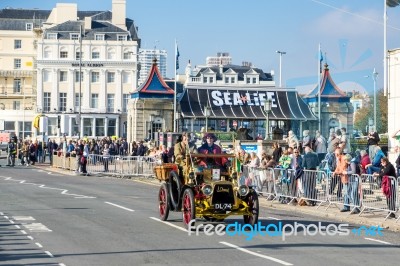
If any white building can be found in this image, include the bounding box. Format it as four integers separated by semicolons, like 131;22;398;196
138;48;167;85
35;0;139;138
206;52;232;66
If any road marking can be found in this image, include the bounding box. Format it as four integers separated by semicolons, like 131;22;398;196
23;223;52;232
35;242;43;248
132;179;159;187
9;220;14;224
14;225;20;229
149;217;188;232
220;241;293;265
365;238;392;245
105;202;135;212
0;212;3;215
20;230;27;234
266;216;280;220
27;236;34;240
4;215;9;219
13;216;36;221
45;251;54;258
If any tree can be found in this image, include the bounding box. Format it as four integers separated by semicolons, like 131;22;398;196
354;88;387;134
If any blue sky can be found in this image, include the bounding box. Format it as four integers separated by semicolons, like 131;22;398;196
3;0;400;94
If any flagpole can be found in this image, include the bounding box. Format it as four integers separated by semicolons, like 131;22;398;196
318;43;321;133
384;0;387;97
173;39;177;132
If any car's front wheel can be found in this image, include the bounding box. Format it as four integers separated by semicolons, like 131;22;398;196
182;188;195;229
158;183;170;221
243;190;259;226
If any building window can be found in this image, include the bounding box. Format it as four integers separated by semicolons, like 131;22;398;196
83;118;93;136
13;101;20;110
92;50;100;59
95;34;104;41
14;40;21;49
246;77;250;84
203;77;207;83
117;35;127;41
75;93;82;108
123;51;132;59
123;94;129;112
13;79;21;93
95;118;105;136
44;92;51;112
75;51;83;60
75;71;83;82
47;33;57;39
91;93;98;108
252;77;257;83
122;72;130;83
43;70;51;82
107;72;115;83
209;77;214;83
108;119;116;136
107;94;114;112
225;77;229;83
91;72;100;83
14;59;21;69
107;49;116;60
59;92;67;112
70;33;79;40
26;23;33;31
230;77;235;83
60;51;68;58
59;71;67;82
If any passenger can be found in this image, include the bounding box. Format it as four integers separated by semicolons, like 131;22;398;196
198;133;228;168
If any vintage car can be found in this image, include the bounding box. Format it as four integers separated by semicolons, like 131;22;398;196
154;153;259;229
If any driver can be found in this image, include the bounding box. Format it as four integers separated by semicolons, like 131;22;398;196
198;133;229;169
174;132;196;174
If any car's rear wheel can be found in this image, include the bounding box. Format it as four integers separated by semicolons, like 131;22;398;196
158;183;170;221
182;188;196;229
243;190;259;226
168;171;182;211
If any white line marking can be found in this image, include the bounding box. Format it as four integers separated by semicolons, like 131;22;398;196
59;264;67;266
20;230;27;234
105;202;135;212
220;241;293;266
14;225;21;229
35;242;43;248
266;216;280;220
27;236;33;240
365;238;392;245
0;212;3;215
45;251;54;258
4;216;9;219
47;172;53;175
132;179;159;187
149;217;188;232
9;220;14;224
13;216;35;221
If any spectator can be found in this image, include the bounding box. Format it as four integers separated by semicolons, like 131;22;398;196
286;130;299;150
373;157;396;218
314;130;327;154
331;148;346;199
366;146;385;175
340;154;360;214
272;142;282;163
367;129;380;160
360;150;371;174
302;130;312;152
102;143;110;172
302;146;320;205
340;127;350;153
327;132;340;153
6;139;16;167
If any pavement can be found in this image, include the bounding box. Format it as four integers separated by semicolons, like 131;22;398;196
9;162;400;232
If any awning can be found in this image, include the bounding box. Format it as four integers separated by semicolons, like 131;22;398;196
179;88;317;120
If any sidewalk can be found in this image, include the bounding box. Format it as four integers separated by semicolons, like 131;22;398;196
34;164;400;232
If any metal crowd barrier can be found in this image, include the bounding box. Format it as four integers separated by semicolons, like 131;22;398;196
241;166;276;200
325;173;362;212
359;174;398;220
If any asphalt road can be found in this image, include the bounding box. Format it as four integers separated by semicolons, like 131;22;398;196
0;162;399;266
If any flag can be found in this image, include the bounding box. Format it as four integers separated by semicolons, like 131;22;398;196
387;0;400;7
319;50;324;73
176;45;180;70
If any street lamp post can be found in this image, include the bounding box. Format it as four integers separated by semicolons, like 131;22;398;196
372;68;378;132
204;106;210;132
276;51;286;87
263;99;272;140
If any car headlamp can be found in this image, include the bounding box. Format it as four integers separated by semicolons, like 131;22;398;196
202;184;213;196
238;185;249;197
231;171;238;179
189;171;195;180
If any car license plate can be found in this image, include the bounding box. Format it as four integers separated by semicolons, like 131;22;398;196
214;203;232;210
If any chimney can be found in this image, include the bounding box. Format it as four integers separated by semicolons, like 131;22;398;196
84;17;92;30
112;0;126;30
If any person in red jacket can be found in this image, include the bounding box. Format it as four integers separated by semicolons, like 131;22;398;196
359;150;371;174
373;157;396;218
198;133;228;169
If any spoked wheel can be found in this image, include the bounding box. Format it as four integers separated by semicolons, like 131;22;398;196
182;188;196;229
243;190;259;226
158;183;170;221
168;171;182;211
